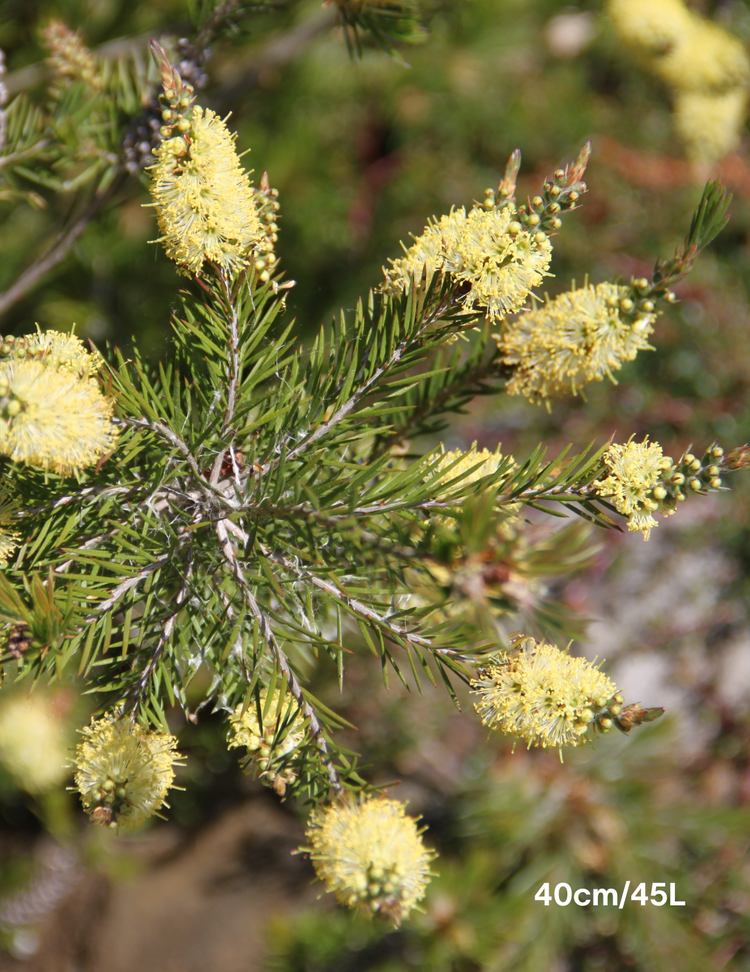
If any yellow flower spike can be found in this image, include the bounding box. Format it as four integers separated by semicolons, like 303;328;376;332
499;282;657;404
593;437;673;540
432;442;513;499
471;638;620;752
23;328;104;380
673;89;749;163
148;107;264;276
0;490;20;567
73;714;182;831
607;0;693;54
383;204;552;321
303;795;435;926
0;360;118;476
0;692;70;793
227;688;305;796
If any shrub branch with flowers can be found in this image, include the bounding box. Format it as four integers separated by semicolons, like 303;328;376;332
0;38;749;928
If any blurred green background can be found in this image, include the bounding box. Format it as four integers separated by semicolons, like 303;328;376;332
3;1;750;970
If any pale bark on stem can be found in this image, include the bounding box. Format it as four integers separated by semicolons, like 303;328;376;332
130;547;194;710
215;517;343;793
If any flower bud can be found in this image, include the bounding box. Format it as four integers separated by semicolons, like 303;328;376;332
689;478;701;491
653;485;667;500
712;446;724;458
710;477;722;488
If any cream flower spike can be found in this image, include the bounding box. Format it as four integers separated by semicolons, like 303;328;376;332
149;107;263;276
0;359;118;476
384;204;552;321
303;795;435;925
499;281;657;403
73;714;182;831
471;637;622;753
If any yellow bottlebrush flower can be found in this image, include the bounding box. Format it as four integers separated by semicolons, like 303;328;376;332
383;205;553;322
0;360;118;476
593;437;674;540
0;491;20;567
431;442;514;499
303;796;435;925
607;0;693;56
499;282;656;403
42;20;102;91
73;714;181;831
0;691;70;793
471;638;619;751
673;88;749;163
148;107;264;276
227;688;305;796
651;16;749;94
22;329;104;380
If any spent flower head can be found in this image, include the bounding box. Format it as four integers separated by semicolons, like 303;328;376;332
149;106;264;276
303;795;435;925
0;360;118;476
471;637;621;752
593;437;673;540
383;204;552;321
73;714;181;831
499;282;657;403
0;691;70;793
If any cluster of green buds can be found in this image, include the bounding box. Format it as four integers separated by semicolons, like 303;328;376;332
614;274;678;330
151;41;196;145
354;862;405;916
646;443;728;514
251;172;281;285
484;142;591;238
588;693;665;736
0;372;21;421
86;777;132;830
0;335;29;360
242;735;299;798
